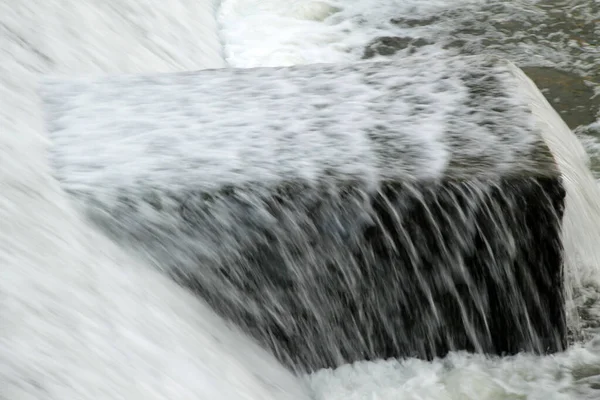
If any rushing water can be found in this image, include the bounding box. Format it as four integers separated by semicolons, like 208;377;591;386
218;0;600;132
3;1;600;399
217;0;600;398
43;55;572;375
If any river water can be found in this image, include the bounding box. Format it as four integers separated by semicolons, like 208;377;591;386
2;1;600;399
218;0;600;149
218;1;600;399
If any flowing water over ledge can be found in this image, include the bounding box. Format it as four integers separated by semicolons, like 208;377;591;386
2;1;600;399
218;0;600;398
219;0;600;328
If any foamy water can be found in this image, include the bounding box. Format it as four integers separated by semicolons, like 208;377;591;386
218;0;600;70
218;0;600;126
218;0;600;398
2;0;600;399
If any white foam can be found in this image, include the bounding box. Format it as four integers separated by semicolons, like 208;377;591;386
218;0;598;75
216;0;484;67
307;343;600;400
218;0;357;67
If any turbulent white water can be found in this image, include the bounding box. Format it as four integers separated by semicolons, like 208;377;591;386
3;0;600;399
218;0;600;398
218;0;600;69
218;0;600;124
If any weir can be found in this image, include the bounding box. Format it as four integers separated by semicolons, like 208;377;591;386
41;55;569;372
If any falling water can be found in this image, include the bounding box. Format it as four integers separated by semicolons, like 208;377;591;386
4;0;600;398
43;55;574;372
